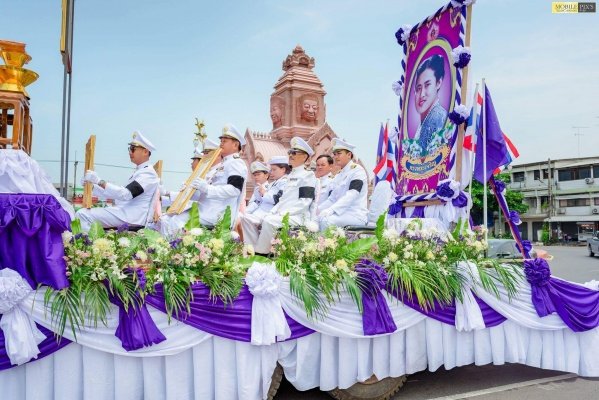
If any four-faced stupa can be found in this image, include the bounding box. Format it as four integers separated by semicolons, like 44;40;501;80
241;45;340;190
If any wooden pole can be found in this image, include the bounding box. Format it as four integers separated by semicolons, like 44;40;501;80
455;4;473;186
83;134;95;209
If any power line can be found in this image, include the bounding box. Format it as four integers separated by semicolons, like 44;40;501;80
36;159;188;174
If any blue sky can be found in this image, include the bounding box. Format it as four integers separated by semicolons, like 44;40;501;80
2;0;598;186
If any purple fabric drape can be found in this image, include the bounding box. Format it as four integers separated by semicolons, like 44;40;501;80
355;260;397;335
0;194;70;290
386;284;506;327
0;322;71;371
108;295;166;351
145;283;314;342
411;206;426;218
524;258;599;332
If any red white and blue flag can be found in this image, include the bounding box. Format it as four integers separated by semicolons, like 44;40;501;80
464;86;520;182
373;122;398;189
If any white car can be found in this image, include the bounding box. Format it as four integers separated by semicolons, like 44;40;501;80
588;236;599;257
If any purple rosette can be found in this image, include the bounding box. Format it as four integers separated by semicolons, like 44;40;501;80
492;179;506;195
524;258;551;287
453;52;471;68
452;192;469;208
509;210;522;225
436;181;455;200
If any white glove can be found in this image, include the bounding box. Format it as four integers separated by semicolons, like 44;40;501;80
190;177;208;192
179;182;187;191
319;208;333;218
83;170;100;185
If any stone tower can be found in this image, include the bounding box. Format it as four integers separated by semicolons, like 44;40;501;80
268;45;327;143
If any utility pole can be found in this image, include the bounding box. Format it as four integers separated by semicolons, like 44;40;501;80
572;126;589;158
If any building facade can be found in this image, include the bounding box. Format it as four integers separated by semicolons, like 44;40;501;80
507;157;599;242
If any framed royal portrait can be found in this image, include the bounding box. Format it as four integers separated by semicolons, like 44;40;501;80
395;3;471;202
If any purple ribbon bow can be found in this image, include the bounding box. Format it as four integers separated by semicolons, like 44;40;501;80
355;260;397;335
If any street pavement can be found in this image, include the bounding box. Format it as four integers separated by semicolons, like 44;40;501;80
275;244;599;400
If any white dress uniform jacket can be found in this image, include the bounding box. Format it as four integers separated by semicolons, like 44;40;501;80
252;166;317;254
193;153;247;226
318;160;368;230
241;176;288;246
245;183;270;214
316;173;333;207
76;161;159;231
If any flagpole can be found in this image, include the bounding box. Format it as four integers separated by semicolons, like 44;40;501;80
482;78;488;242
467;83;479;198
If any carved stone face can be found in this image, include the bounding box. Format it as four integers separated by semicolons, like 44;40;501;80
300;99;318;122
270;104;283;128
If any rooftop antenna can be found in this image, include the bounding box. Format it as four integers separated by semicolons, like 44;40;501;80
572;126;589;158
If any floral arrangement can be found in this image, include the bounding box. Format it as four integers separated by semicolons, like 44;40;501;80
373;218;521;309
272;216;377;317
45;205;254;337
46;202;523;338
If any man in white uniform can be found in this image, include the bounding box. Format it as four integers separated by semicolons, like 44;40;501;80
252;138;317;254
241;155;289;246
315;154;334;207
317;138;368;230
189;124;248;227
157;125;247;235
76;131;160;232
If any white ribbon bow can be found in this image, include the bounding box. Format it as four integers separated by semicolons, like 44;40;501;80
0;269;46;365
245;262;291;345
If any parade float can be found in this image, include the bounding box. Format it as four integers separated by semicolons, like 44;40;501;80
1;1;599;400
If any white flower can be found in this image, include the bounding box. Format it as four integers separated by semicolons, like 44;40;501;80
426;251;435;260
297;231;307;241
92;238;113;255
190;228;204;236
208;238;225;254
333;227;345;238
135;251;148;262
243;244;255;257
182;235;194;246
230;231;240;241
305;221;319;233
324;238;336;249
383;229;399;240
62;231;73;246
388;252;398;262
404;251;413;259
335;259;349;272
117;237;131;248
392;80;403;96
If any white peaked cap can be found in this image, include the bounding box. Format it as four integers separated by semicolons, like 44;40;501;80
191;147;203;160
250;161;270;173
331;138;356;153
129;131;156;152
203;138;219;151
290;136;314;157
268;155;289;165
220;123;246;146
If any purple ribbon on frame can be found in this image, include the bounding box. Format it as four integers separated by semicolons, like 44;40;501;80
355;260;397;335
436;180;468;208
524;258;599;332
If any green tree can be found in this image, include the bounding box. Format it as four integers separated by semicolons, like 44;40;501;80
469;173;528;226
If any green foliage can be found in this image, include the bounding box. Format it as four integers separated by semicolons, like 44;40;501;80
273;224;366;318
184;202;200;231
469;173;528;224
87;221;105;240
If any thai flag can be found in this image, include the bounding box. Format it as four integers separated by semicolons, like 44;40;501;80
373;122;397;189
463;91;483;152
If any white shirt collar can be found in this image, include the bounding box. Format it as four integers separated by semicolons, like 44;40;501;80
136;160;151;170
